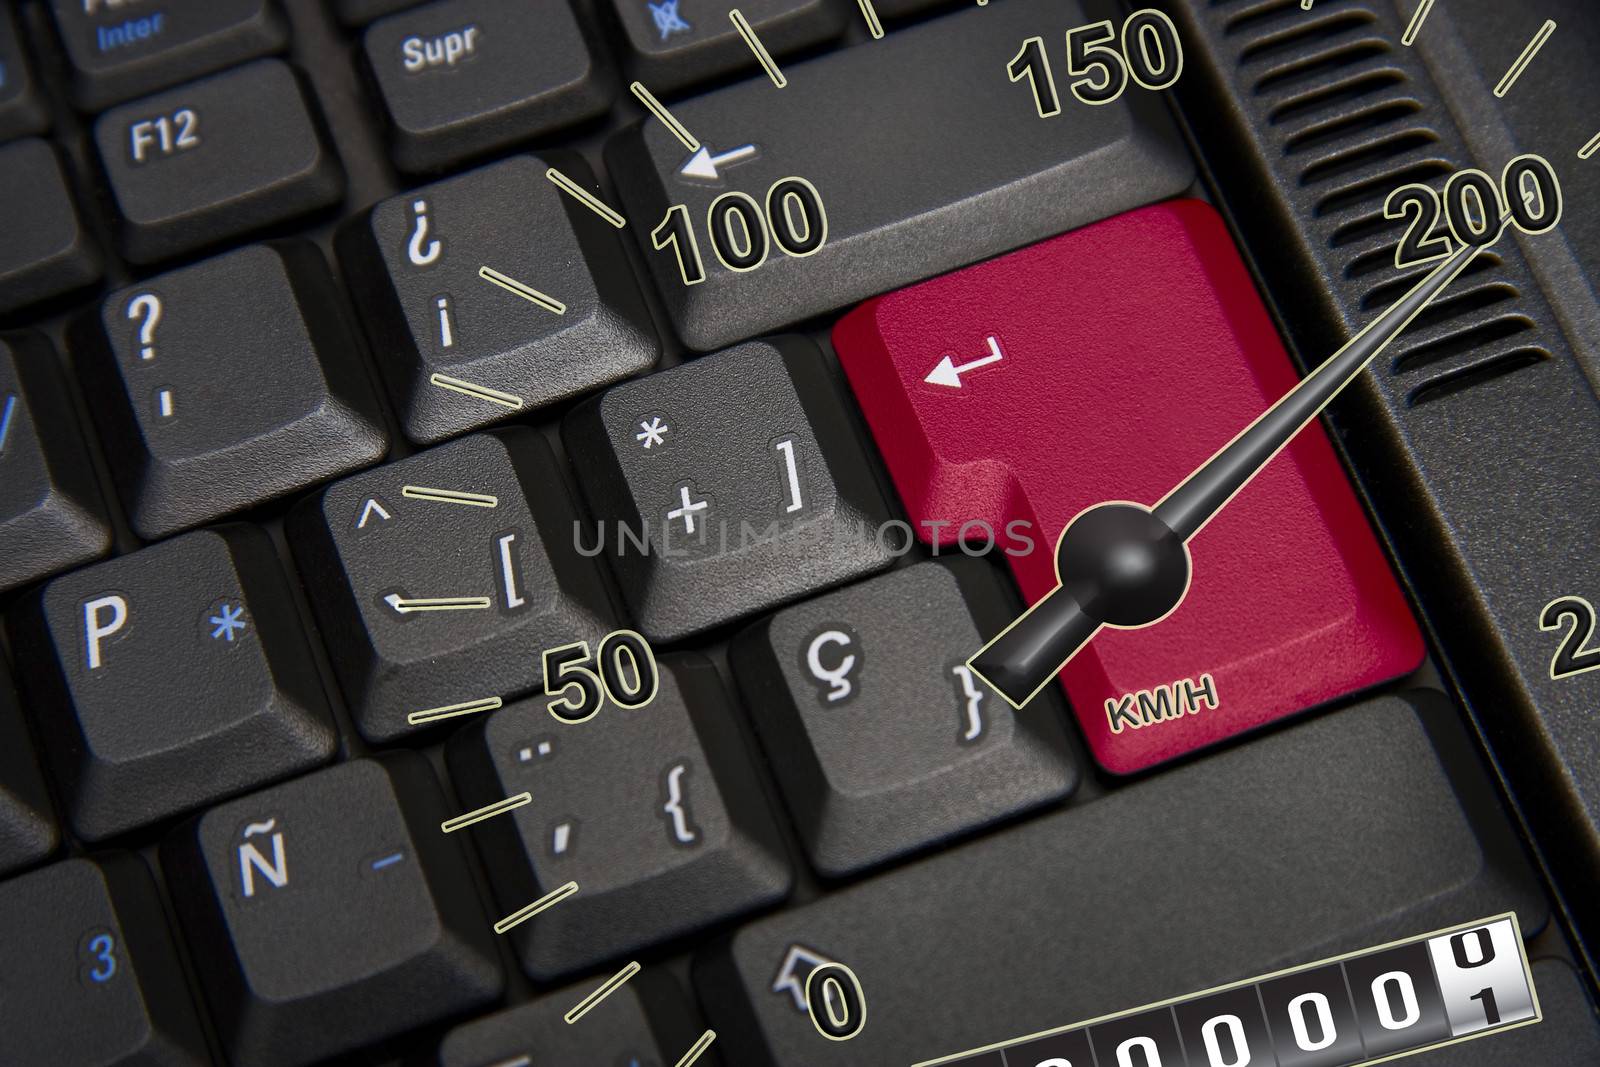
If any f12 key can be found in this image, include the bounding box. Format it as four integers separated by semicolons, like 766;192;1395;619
834;200;1423;774
94;60;344;263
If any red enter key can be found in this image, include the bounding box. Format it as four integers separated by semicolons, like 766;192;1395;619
832;199;1421;774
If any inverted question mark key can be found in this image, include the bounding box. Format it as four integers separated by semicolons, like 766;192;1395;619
80;242;388;540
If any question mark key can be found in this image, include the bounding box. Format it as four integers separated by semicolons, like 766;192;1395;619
83;242;388;540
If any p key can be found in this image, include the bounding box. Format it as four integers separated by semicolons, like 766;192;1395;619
8;525;337;841
833;200;1424;773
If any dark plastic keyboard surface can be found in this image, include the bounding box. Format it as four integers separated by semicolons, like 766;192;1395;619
2;0;1599;1065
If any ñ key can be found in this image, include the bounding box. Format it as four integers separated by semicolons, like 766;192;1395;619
162;754;503;1067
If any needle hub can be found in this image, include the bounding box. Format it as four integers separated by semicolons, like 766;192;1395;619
1058;503;1190;627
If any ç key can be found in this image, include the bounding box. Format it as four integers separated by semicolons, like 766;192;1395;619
832;199;1423;774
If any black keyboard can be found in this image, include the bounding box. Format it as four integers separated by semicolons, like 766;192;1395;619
2;1;1600;1064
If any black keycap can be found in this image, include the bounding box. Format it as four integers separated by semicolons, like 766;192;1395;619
0;660;57;877
694;691;1546;1064
438;984;666;1066
75;241;389;540
869;0;960;18
0;6;49;140
1159;0;1600;959
447;653;792;980
162;754;504;1067
362;0;610;172
1412;959;1600;1064
289;428;617;743
93;59;345;264
8;525;337;842
731;558;1079;876
0;139;102;313
0;855;209;1066
563;337;895;641
604;0;1193;350
47;0;287;110
606;0;845;94
0;332;111;592
337;0;421;27
338;153;657;445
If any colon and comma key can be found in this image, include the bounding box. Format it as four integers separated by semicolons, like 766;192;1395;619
446;654;792;980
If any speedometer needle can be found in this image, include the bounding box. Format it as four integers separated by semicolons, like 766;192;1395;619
969;229;1495;708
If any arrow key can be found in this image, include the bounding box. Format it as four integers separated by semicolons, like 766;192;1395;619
833;200;1423;774
923;334;1003;389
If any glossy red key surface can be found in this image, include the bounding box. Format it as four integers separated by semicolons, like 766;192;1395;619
832;199;1422;774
